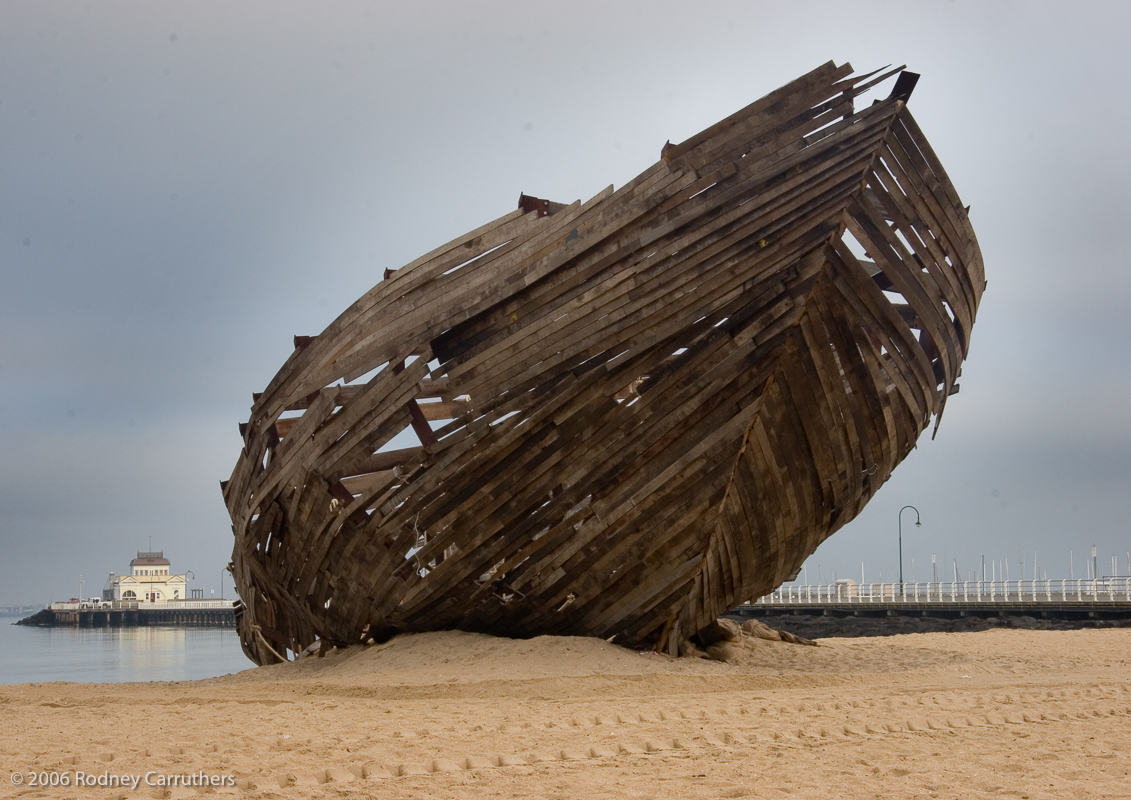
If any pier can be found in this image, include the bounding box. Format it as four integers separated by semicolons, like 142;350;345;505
735;578;1131;621
20;599;236;628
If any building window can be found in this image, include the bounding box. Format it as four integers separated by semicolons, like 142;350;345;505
123;590;137;600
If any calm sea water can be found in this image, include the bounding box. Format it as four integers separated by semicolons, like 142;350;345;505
0;619;255;685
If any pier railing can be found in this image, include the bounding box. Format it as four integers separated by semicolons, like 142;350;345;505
48;599;237;611
753;578;1131;605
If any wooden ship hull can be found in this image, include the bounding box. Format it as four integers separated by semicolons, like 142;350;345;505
223;62;985;665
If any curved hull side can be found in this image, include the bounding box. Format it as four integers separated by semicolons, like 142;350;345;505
222;62;984;664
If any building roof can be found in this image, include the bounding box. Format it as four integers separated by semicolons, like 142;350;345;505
130;550;170;567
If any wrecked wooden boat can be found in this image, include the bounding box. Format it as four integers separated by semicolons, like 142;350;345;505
223;61;985;664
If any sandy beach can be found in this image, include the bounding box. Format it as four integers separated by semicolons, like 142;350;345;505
2;628;1129;799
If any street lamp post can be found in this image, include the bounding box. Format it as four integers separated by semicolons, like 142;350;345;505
898;505;921;597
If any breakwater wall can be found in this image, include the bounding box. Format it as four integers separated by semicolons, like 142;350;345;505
18;601;236;628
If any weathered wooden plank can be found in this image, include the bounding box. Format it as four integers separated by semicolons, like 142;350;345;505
225;64;985;662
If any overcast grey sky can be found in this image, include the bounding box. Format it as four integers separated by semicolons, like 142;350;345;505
2;1;1128;605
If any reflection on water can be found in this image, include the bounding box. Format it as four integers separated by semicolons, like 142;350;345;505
0;622;255;685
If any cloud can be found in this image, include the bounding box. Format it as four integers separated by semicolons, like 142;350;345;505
2;0;1128;604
